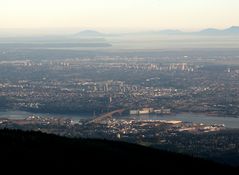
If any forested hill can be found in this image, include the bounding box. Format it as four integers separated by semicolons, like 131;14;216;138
0;129;237;174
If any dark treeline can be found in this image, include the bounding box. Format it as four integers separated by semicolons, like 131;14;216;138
0;129;238;174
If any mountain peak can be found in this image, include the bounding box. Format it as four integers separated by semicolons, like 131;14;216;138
75;30;104;37
228;26;239;29
224;26;239;34
198;26;239;35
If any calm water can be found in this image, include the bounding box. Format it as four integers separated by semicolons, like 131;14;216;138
0;111;91;121
121;113;239;129
0;110;238;129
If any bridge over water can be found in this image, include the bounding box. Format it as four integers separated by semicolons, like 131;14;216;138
89;109;125;124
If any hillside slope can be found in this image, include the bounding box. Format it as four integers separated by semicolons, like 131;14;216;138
0;129;237;174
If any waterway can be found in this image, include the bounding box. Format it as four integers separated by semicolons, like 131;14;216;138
0;110;238;129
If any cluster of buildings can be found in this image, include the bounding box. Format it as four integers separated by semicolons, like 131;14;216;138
2;57;239;118
77;80;137;93
0;115;232;163
168;63;195;72
130;107;171;115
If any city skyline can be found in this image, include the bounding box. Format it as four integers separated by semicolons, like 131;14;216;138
0;0;239;170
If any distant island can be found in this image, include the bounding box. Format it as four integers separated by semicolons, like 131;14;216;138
75;30;104;37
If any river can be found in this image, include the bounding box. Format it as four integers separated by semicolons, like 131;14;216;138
0;110;238;129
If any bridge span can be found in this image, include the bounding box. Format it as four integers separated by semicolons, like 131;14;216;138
89;109;125;124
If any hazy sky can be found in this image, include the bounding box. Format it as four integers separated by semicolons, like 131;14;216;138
0;0;238;32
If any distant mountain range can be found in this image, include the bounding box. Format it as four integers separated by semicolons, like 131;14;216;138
197;26;239;35
145;26;239;36
76;26;239;37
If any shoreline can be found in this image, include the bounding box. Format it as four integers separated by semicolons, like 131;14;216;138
0;110;239;128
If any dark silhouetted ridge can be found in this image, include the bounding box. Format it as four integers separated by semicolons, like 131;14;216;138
0;129;237;174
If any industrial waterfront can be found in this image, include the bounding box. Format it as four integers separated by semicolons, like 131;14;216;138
0;110;238;128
